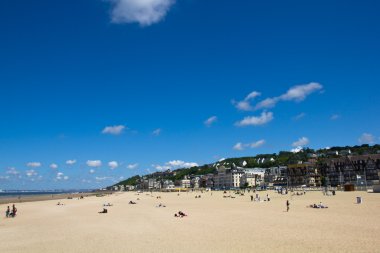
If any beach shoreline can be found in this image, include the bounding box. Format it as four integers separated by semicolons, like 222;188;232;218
0;191;105;205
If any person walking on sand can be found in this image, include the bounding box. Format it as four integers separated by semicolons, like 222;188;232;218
286;200;290;212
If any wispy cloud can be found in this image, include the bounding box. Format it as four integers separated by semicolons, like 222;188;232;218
86;160;102;167
26;162;41;168
255;82;323;110
233;91;261;111
233;139;266;151
292;137;309;147
233;142;244;151
108;161;119;170
66;160;76;165
6;167;20;175
250;139;266;148
108;0;175;26
152;128;162;136
89;169;96;174
204;116;218;127
127;163;139;169
293;113;306;120
102;125;126;135
358;133;375;144
330;114;340;120
95;176;113;182
235;111;273;127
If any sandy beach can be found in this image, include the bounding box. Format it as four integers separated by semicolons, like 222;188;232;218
1;190;379;253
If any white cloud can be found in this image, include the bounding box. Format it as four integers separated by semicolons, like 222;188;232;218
280;82;323;102
6;167;19;175
167;160;198;168
245;91;261;100
254;97;278;110
50;163;58;169
154;165;171;171
56;172;69;181
87;160;102;167
330;114;340;120
108;161;119;170
127;163;139;169
108;0;175;26
89;169;96;174
152;128;162;136
0;175;10;180
235;111;273;127
233;91;261;111
102;125;126;135
292;137;309;147
254;82;323;110
233;142;244;151
27;162;41;168
250;139;266;148
204;116;218;127
358;133;375;144
294;113;306;120
233;140;265;151
26;170;38;177
154;160;198;171
66;160;76;165
291;146;304;153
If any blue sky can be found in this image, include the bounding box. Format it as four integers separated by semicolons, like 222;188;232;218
0;0;379;190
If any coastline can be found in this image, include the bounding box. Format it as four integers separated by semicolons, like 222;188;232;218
0;192;102;205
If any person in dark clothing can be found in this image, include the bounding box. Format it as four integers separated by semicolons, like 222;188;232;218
286;200;290;212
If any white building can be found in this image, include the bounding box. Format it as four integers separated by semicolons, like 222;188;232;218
180;176;191;188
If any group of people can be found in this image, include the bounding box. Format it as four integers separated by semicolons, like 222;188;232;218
309;202;328;209
5;204;17;218
174;211;187;218
250;193;270;202
195;195;202;198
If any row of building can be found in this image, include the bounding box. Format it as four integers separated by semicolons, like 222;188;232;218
114;154;380;191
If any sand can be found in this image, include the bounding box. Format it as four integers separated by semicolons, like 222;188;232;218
1;190;379;253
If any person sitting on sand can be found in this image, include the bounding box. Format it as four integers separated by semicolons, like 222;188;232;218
129;201;137;205
6;206;10;218
99;208;108;214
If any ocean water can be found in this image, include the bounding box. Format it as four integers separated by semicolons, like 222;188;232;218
0;190;90;199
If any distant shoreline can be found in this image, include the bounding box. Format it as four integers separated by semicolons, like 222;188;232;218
0;192;100;205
